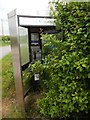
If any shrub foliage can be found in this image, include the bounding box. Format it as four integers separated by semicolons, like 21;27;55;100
2;36;10;42
28;1;90;119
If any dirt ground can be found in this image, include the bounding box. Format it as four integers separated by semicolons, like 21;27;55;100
25;91;42;118
2;97;16;118
2;98;11;118
2;91;44;119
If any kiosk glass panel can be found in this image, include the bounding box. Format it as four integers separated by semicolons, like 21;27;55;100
19;27;29;65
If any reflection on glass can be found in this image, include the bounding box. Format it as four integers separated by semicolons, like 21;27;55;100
19;27;29;65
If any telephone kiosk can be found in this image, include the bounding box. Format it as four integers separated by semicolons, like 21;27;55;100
8;9;55;114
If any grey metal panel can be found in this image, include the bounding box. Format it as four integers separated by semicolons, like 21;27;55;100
7;9;17;18
17;8;51;17
19;27;30;66
8;9;51;19
8;13;25;116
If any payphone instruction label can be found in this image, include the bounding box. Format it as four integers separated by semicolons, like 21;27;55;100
34;74;39;81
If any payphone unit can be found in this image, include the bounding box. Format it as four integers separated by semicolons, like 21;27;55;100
31;33;41;62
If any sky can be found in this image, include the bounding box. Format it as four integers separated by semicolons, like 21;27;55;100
0;0;89;35
0;0;51;35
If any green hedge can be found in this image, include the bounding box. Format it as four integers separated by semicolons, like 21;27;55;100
28;1;90;119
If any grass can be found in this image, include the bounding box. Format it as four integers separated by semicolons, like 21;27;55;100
1;53;26;118
1;53;15;99
0;41;10;46
0;36;2;41
1;53;43;119
1;53;17;118
1;53;27;118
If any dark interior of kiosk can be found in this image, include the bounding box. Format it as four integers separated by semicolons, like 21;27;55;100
21;26;55;71
20;25;55;96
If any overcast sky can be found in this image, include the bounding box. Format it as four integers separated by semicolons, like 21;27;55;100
0;0;51;35
0;0;89;35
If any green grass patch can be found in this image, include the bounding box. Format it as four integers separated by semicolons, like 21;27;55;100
0;36;2;41
0;41;10;46
1;53;42;118
1;53;25;118
1;53;15;98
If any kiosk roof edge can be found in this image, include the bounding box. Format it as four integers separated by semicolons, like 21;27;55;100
8;8;52;18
